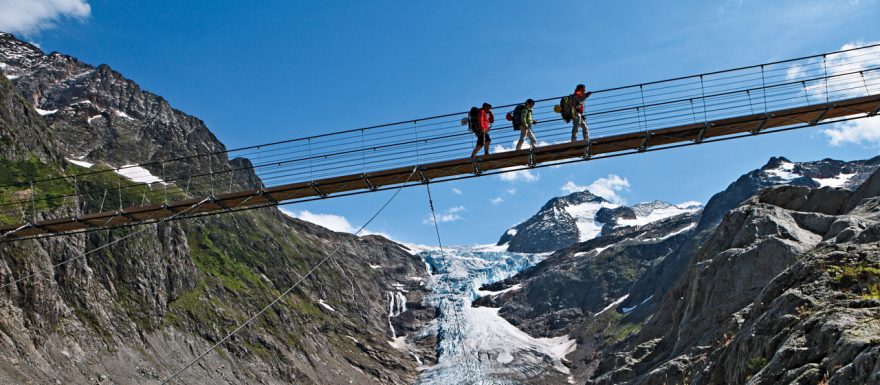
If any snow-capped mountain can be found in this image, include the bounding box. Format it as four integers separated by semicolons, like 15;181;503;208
497;191;701;253
699;156;880;229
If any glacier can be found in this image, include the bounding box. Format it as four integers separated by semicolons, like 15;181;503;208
410;247;575;385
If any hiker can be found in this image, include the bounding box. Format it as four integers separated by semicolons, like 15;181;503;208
569;84;593;142
470;103;494;158
515;99;539;151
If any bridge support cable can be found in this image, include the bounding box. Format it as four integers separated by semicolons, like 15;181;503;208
423;180;481;377
156;167;418;385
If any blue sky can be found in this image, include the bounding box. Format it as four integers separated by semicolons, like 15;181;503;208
6;0;880;245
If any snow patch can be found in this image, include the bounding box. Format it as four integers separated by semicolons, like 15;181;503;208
65;158;93;169
317;299;335;312
115;165;167;185
595;295;629;317
564;201;619;242
87;115;103;125
622;295;654;314
641;223;697;242
574;245;611;257
369;264;382;269
676;200;702;209
764;161;801;181
813;173;856;188
506;228;518;236
470;243;510;252
35;108;57;115
476;283;522;297
617;202;701;228
113;109;135;120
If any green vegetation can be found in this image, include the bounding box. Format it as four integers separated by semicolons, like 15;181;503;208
612;322;642;342
827;263;880;299
863;283;880;300
746;356;768;376
186;225;271;295
0;157;73;224
0;157;189;226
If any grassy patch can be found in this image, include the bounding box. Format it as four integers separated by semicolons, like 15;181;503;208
746;356;768;377
828;264;880;298
612;322;642;342
0;157;73;224
186;226;268;295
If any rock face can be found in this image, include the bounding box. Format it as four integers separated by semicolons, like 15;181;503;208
488;210;700;338
0;32;245;194
497;191;701;253
586;169;880;385
0;32;431;384
481;155;880;384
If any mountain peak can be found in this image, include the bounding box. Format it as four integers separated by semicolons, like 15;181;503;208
762;156;793;170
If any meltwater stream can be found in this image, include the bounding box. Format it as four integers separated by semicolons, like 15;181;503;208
411;246;576;385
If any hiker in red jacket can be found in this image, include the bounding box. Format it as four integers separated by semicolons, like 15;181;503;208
570;84;593;142
470;103;494;158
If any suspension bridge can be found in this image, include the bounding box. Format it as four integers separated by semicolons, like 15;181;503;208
2;43;880;242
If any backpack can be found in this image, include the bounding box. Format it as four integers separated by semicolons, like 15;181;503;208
468;107;481;133
511;104;525;130
559;96;572;123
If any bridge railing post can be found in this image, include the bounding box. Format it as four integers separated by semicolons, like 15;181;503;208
30;181;36;223
823;54;829;104
639;84;648;134
761;65;768;114
700;75;708;122
361;129;366;174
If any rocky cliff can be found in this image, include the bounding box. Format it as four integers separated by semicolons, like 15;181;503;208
481;156;880;384
586;166;880;385
0;32;432;384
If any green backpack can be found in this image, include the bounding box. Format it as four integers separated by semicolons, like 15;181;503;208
559;96;572;123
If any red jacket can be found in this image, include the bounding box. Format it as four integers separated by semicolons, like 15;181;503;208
572;90;591;114
479;109;494;132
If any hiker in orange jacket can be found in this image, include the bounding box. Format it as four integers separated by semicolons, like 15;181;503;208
471;103;494;158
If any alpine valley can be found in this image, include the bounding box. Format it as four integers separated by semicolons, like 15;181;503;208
1;32;879;385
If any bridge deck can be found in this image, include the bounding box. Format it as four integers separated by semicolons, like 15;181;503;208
2;93;879;239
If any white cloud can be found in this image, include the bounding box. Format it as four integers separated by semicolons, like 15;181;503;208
506;188;517;195
423;205;465;225
281;209;355;233
280;208;392;240
822;116;880;146
786;41;880;101
493;140;551;154
498;167;539;183
561;174;631;204
452;187;462;195
0;0;91;35
490;197;503;205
